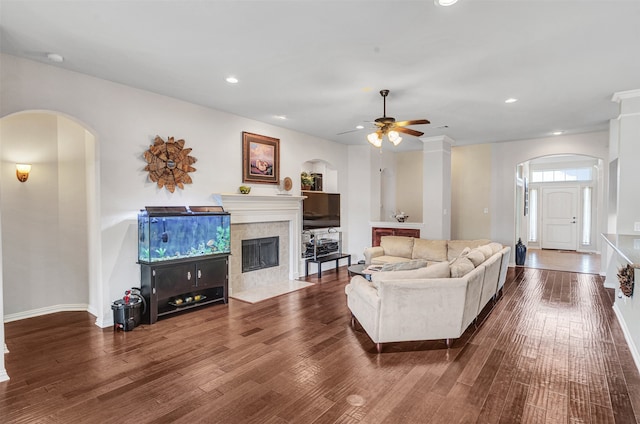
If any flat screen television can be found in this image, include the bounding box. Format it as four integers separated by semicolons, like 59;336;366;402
303;192;340;230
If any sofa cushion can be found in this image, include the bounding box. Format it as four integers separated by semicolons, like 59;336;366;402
381;259;428;272
447;239;492;261
380;236;415;259
371;261;450;288
466;248;486;267
412;239;448;262
477;244;494;260
450;256;475;278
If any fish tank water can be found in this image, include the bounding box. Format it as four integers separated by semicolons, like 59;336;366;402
137;206;231;263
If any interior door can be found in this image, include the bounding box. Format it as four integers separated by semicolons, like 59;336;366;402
541;186;578;250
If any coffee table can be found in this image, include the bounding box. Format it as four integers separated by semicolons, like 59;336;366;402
348;264;373;280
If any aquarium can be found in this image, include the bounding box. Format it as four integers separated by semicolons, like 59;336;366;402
137;206;231;263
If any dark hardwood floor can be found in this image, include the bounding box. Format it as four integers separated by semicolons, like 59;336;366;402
2;266;639;423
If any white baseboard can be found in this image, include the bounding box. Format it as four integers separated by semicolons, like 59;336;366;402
0;369;9;382
613;303;640;374
3;304;89;323
94;316;113;329
4;343;8;354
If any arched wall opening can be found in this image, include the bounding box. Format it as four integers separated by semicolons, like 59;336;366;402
515;153;604;255
0;111;101;326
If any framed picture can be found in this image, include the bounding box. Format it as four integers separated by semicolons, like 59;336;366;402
242;132;280;184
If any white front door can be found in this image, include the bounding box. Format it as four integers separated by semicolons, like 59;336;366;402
541;186;578;250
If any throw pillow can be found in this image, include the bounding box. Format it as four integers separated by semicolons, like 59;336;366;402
466;248;486;267
450;256;475;278
449;247;471;264
477;244;493;260
372;261;450;288
447;239;492;261
412;239;448;262
380;259;428;272
488;242;503;255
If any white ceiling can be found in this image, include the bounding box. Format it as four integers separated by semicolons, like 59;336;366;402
1;1;639;151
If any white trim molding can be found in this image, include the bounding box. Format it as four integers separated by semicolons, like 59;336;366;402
613;303;640;374
4;304;89;323
611;89;640;102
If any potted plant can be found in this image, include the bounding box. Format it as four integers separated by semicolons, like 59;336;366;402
300;172;314;190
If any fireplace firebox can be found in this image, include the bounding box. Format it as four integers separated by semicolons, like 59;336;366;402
242;236;279;272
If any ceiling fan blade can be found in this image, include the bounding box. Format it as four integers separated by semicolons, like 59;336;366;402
394;127;424;137
336;128;363;135
394;119;430;127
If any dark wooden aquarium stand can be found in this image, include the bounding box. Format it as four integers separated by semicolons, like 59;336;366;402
140;255;229;324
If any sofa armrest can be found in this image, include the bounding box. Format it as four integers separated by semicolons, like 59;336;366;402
347;276;380;308
364;246;384;265
346;276;382;342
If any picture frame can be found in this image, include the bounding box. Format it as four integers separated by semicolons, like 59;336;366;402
242;132;280;184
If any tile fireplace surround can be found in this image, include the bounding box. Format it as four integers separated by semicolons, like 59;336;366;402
214;194;305;295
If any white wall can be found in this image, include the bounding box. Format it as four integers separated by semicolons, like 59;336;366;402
347;145;374;263
395;151;423;223
451;144;492;240
0;54;349;328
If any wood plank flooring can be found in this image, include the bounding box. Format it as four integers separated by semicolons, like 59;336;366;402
525;249;601;274
2;266;639;423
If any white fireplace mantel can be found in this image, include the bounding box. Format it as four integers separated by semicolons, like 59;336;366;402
215;194;305;223
214;193;305;279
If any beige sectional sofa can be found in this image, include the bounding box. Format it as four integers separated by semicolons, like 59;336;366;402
345;236;511;352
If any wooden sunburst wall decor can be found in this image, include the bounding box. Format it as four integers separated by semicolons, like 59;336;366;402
143;135;197;193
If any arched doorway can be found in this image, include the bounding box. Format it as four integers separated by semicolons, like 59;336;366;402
0;111;101;356
515;154;603;272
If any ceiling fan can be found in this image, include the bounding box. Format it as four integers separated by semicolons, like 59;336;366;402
367;89;430;147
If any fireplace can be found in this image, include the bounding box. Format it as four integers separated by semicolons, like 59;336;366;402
242;236;279;272
214;193;305;295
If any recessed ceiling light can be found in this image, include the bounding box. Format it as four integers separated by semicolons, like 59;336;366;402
435;0;458;6
225;76;239;84
356;125;364;129
552;131;564;136
504;98;518;104
275;115;287;120
47;53;64;63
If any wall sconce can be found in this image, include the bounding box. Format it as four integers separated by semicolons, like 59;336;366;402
16;164;31;182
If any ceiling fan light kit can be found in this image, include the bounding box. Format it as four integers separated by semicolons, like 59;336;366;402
367;132;383;147
366;89;429;148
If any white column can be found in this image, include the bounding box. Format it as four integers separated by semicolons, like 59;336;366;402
0;157;8;382
420;136;453;239
608;89;640;373
612;89;640;234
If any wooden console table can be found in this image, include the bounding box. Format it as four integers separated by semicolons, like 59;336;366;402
305;253;351;278
372;227;420;246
